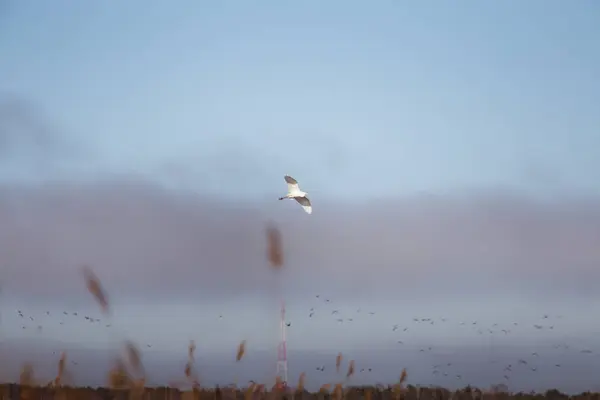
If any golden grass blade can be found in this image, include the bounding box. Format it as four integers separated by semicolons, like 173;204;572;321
266;224;284;269
336;352;343;373
130;378;146;400
393;368;408;400
236;340;246;361
108;358;131;390
20;363;35;386
244;384;255;400
297;372;306;392
334;383;343;400
82;266;110;315
55;351;67;386
319;383;331;394
185;361;193;378
125;340;144;375
188;340;196;362
346;360;355;378
399;368;408;385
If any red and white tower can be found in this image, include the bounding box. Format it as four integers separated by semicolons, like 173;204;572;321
276;300;288;384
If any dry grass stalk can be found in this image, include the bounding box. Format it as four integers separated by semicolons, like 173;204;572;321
82;265;110;315
236;340;246;361
297;372;306;392
185;340;201;387
334;383;343;400
20;363;35;386
266;225;284;269
399;368;408;385
346;360;355;378
319;384;331;394
108;358;131;390
125;340;145;377
392;368;408;400
129;378;146;400
188;340;196;362
54;351;67;386
336;352;343;373
19;364;35;400
244;383;256;400
184;361;200;388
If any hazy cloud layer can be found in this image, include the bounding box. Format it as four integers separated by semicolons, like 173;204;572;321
1;95;600;311
0;178;599;305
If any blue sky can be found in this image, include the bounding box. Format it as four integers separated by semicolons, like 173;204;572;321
2;1;599;197
1;0;600;391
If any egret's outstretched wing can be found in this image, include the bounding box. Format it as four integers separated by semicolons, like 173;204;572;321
295;196;312;214
284;175;298;185
284;175;300;195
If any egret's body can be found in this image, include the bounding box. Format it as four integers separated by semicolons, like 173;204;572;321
279;175;312;214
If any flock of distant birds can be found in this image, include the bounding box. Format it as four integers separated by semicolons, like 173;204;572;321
5;296;597;386
304;296;581;382
16;310;108;330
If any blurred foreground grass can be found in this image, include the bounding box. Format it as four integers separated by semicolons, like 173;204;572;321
0;383;592;400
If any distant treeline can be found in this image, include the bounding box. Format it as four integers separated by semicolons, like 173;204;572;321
0;384;592;400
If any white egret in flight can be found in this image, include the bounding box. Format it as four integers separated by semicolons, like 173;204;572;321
279;175;312;214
